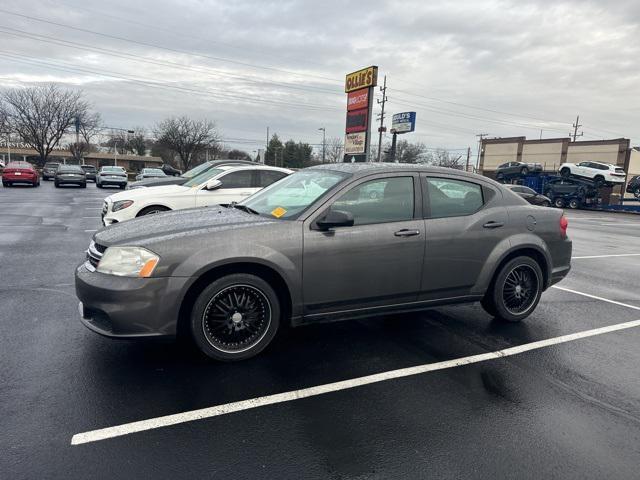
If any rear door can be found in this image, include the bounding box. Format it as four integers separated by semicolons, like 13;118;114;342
420;175;506;299
302;173;424;315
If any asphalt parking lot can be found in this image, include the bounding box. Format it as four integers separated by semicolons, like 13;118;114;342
2;180;640;479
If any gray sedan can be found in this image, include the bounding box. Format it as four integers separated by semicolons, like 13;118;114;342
76;163;572;361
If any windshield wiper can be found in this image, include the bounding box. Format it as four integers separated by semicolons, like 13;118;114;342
229;202;260;215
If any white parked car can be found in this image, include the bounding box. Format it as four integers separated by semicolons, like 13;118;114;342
101;165;292;225
559;161;626;185
135;168;167;181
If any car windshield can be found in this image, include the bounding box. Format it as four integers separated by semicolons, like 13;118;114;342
182;162;213;179
144;169;165;175
183;167;226;187
240;169;348;220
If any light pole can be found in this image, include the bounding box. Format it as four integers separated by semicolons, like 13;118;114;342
318;127;326;163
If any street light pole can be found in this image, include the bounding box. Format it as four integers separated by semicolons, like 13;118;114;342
318;127;326;163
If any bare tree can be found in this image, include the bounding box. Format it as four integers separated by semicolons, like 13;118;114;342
1;84;89;166
326;137;343;163
69;111;102;161
382;139;426;163
431;148;463;169
127;127;147;157
154;116;219;170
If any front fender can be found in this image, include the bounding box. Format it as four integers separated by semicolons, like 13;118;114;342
472;234;552;295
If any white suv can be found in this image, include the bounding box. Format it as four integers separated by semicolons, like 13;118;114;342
101;164;291;225
558;161;626;185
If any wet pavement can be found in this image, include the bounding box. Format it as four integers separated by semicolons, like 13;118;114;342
1;181;640;479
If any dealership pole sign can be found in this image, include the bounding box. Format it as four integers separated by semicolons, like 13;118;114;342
344;66;378;162
391;112;416;134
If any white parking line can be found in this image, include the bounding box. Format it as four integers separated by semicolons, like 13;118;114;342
70;318;640;445
572;253;640;259
84;208;102;210
551;285;640;311
598;223;640;227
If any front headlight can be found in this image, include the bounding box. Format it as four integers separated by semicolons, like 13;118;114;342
96;246;159;277
112;200;134;212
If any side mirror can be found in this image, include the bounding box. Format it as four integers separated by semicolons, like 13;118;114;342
205;179;222;190
316;210;354;230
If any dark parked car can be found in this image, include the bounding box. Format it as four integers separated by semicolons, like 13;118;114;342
504;185;551;207
76;163;572;361
96;166;127;189
495;161;543;181
128;159;258;189
543;177;597;209
161;164;182;176
42;162;60;180
2;161;40;187
626;175;640;198
55;164;87;188
80;165;97;182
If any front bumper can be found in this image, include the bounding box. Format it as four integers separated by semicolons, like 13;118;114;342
75;262;189;338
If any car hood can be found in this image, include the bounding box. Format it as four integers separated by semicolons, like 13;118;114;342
94;206;279;247
129;177;187;189
107;184;191;203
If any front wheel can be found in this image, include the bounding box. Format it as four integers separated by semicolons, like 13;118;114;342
482;256;543;322
190;273;281;361
553;197;565;208
137;205;170;217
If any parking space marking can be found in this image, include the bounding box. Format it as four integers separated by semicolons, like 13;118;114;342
70;318;640;446
572;253;640;259
84;208;102;210
552;286;640;311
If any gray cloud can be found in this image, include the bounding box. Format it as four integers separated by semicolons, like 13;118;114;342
0;0;637;153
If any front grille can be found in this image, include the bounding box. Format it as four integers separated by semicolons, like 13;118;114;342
86;241;106;271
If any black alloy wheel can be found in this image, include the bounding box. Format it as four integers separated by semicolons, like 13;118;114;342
482;256;543;322
190;273;281;361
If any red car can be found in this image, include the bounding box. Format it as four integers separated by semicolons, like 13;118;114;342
2;161;40;187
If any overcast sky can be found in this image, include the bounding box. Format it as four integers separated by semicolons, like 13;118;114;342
0;0;638;156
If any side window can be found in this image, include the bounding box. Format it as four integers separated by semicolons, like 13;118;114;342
258;170;288;188
330;177;414;226
426;178;484;218
522;187;536;195
219;170;254;188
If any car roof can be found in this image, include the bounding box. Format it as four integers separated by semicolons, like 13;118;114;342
308;162;489;182
216;165;292;172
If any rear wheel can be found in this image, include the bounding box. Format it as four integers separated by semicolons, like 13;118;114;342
568;198;580;209
553;197;565;208
137;205;170;217
190;273;281;361
594;175;605;187
560;167;570;178
482;256;543;322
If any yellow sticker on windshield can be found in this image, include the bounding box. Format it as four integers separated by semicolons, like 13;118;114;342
271;207;287;218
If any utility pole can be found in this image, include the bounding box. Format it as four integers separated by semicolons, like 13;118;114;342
318;127;326;163
571;115;583;142
465;146;471;172
376;75;388;163
476;133;489;170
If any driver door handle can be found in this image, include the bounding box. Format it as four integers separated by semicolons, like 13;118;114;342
394;229;421;237
483;221;504;229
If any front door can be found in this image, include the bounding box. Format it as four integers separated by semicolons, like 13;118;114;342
195;169;260;207
420;175;507;299
302;174;424;317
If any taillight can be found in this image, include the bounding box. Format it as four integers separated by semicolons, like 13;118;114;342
560;215;568;238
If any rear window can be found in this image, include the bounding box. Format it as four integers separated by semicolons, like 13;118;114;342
58;165;84;173
615;168;625;173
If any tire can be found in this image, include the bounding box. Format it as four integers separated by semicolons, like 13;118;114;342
54;181;60;188
81;183;87;188
521;167;529;175
568;198;580;209
483;256;543;322
137;205;170;217
553;197;565;208
560;167;570;178
2;182;8;187
190;273;281;361
634;187;640;199
594;175;604;187
120;184;126;190
97;183;103;189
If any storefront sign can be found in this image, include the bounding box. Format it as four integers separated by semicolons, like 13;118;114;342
346;108;369;133
347;88;369;111
344;132;366;154
345;66;378;93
